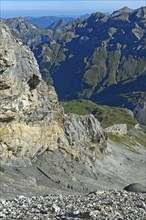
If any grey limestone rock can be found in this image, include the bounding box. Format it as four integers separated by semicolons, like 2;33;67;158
134;101;146;126
64;113;107;155
0;20;64;162
124;183;146;193
0;20;107;165
104;124;127;136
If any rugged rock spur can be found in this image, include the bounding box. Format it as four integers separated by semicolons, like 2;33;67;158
0;20;107;165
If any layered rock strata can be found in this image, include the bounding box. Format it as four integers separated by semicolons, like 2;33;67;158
104;124;127;136
0;20;107;164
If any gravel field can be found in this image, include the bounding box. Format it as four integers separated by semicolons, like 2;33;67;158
0;190;145;220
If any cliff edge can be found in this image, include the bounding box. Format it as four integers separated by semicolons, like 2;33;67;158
0;20;107;165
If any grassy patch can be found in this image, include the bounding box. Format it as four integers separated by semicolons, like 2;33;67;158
83;48;107;87
108;133;141;154
128;128;146;148
61;99;137;129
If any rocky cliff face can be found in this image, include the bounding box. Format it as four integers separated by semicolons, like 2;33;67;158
133;101;146;125
64;114;107;160
0;20;65;163
0;20;107;165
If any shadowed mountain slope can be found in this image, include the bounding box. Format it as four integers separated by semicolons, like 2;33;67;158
4;18;53;45
30;7;146;109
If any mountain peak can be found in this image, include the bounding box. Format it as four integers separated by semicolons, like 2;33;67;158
90;11;108;19
4;17;38;33
112;6;133;15
110;6;133;21
119;6;133;12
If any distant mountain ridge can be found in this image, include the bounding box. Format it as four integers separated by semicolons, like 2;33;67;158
24;16;75;28
4;17;53;45
3;7;146;110
31;6;146;109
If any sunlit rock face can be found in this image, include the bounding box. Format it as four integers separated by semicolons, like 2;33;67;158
0;20;65;162
104;124;127;136
0;21;107;164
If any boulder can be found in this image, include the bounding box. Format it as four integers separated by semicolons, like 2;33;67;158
104;124;127;136
123;183;146;193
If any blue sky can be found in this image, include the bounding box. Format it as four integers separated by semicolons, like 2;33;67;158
1;0;145;17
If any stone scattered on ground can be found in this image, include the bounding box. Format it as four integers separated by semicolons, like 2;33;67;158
0;190;145;220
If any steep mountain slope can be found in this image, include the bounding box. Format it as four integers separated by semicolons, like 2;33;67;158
32;7;146;109
47;19;65;31
0;19;145;197
62;99;137;129
4;18;53;45
0;20;107;167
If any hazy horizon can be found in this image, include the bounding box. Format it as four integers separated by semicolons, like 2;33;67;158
1;0;145;18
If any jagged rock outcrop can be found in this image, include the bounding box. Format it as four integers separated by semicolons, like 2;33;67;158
0;20;107;164
104;124;127;136
64;114;108;159
133;101;146;125
0;20;65;163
